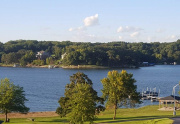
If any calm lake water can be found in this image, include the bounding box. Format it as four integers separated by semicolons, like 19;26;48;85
0;65;179;112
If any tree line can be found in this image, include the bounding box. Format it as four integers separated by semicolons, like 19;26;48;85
0;40;179;67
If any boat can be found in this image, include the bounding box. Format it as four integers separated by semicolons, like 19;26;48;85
13;63;20;67
141;87;160;101
151;96;160;102
48;65;53;69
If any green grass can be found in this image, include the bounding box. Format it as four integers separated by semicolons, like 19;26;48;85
94;105;175;123
0;105;176;124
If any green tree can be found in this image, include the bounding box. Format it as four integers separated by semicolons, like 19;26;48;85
32;59;45;66
53;46;61;59
101;70;140;120
0;78;29;122
56;72;103;123
1;52;19;64
19;50;35;66
46;57;54;65
69;83;96;124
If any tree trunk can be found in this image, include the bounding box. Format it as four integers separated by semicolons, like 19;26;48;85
5;110;8;122
113;104;117;120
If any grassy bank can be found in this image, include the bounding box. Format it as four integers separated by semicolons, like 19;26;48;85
0;105;176;124
0;63;109;69
0;63;13;67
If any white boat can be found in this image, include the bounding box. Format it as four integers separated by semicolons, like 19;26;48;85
141;87;160;101
48;65;53;69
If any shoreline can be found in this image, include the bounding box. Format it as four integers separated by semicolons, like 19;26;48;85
0;64;110;69
62;65;109;69
0;64;179;69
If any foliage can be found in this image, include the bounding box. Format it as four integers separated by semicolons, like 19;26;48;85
46;57;55;65
32;59;45;66
0;78;29;122
56;72;104;123
19;50;36;66
0;40;180;66
101;70;141;120
69;83;96;124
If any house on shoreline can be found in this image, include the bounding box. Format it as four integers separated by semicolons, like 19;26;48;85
36;51;50;60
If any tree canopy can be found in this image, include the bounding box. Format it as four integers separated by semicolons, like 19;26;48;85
0;40;179;67
101;70;141;120
0;78;29;122
56;72;103;123
69;83;96;124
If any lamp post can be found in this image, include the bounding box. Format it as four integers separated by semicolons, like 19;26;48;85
173;84;179;116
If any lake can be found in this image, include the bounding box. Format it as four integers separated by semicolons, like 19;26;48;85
0;65;179;112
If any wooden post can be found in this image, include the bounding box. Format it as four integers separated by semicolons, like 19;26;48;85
162;101;163;107
159;100;161;109
166;100;167;107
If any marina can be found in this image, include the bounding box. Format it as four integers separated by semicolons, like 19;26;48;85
141;87;160;101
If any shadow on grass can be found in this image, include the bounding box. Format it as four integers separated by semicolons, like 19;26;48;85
38;119;68;123
96;115;174;123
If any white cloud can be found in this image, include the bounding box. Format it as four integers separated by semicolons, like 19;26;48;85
69;14;98;32
83;14;99;27
69;28;73;32
87;34;95;38
147;36;152;42
119;36;123;40
117;26;142;33
156;28;164;33
117;27;123;33
77;26;86;31
130;32;140;37
68;26;86;32
171;35;176;39
164;35;177;41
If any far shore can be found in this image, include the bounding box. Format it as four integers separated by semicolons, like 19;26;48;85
0;64;110;69
1;63;178;69
61;65;109;69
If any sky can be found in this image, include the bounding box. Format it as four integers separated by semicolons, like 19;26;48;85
0;0;180;43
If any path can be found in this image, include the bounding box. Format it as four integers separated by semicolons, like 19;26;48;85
171;117;180;124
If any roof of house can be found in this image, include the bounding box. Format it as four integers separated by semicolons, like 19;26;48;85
160;95;180;101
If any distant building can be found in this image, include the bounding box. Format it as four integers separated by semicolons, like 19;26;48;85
36;51;50;60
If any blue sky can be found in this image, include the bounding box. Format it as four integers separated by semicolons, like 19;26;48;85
0;0;180;43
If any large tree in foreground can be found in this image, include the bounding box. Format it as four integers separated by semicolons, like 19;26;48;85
69;83;96;124
0;78;29;122
56;72;104;124
101;70;141;120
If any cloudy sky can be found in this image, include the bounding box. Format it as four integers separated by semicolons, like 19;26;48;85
0;0;180;43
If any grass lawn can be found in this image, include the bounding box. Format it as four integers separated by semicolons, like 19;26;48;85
0;105;176;124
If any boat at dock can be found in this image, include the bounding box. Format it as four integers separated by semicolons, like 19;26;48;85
141;87;160;102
